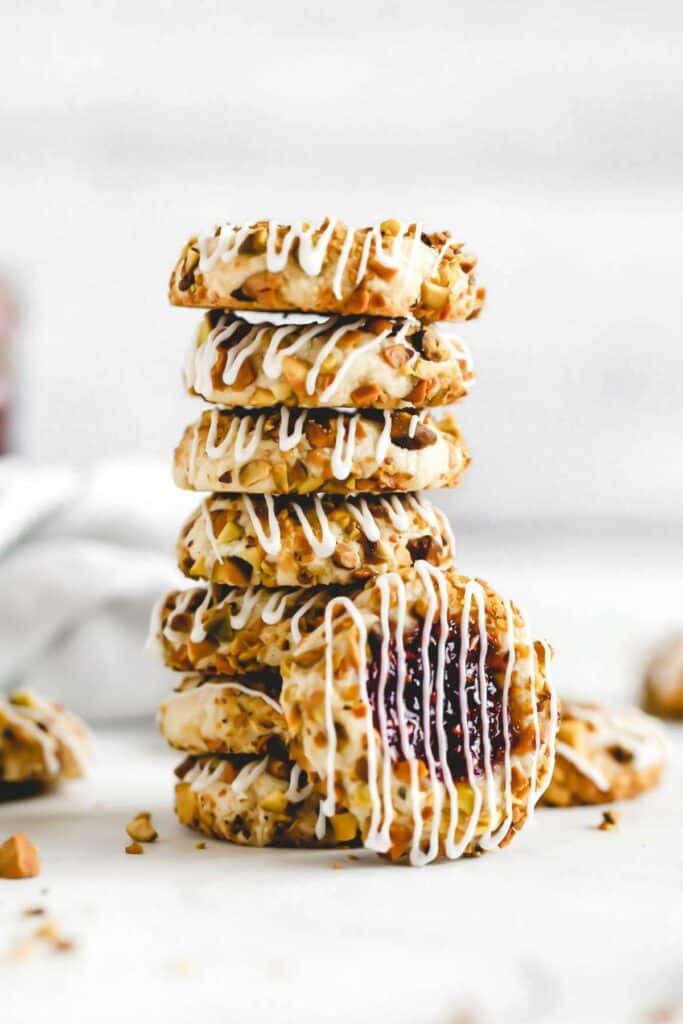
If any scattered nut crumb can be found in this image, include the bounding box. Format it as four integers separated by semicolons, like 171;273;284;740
0;833;41;879
36;922;75;953
125;842;144;855
347;854;359;862
125;811;158;843
598;809;620;831
195;841;206;850
22;906;46;917
331;861;344;870
10;919;75;959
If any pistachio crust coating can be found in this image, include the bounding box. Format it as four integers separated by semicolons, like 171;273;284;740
184;311;474;409
0;690;90;792
174;752;360;849
542;702;666;807
173;407;469;495
169;219;484;323
177;492;454;589
158;674;288;756
153;583;340;676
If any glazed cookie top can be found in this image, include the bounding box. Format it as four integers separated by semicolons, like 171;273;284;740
281;564;557;865
173;406;469;495
177;492;455;588
184;311;475;409
0;689;90;785
553;701;667;793
169;218;484;322
151;581;343;676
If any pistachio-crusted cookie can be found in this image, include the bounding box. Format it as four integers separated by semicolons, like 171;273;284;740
158;674;288;756
174;407;469;495
542;702;666;807
151;583;337;676
642;635;683;719
177;492;454;588
280;565;557;865
174;752;359;848
184;312;474;409
170;219;484;323
0;690;90;794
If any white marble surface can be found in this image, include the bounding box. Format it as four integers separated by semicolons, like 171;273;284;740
0;722;681;1024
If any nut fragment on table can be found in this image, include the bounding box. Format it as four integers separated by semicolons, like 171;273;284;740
125;811;158;843
598;810;620;831
125;841;144;855
0;832;41;879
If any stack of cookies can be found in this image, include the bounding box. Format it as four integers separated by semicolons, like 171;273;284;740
151;219;558;865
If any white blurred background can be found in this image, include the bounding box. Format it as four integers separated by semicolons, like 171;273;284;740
0;0;681;706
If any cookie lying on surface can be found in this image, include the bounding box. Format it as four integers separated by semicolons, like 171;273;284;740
173;407;469;495
174;752;358;849
0;690;90;796
281;564;558;865
642;635;683;720
158;674;288;756
151;583;335;676
184;312;474;409
177;492;454;588
542;701;666;807
169;219;484;323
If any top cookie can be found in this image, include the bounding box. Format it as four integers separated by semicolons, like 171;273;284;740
169;219;484;322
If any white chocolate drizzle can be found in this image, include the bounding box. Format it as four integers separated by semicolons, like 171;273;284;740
0;697;62;778
187;757;230;793
198;407;422;484
186;313;473;406
554;703;665;791
196;220;443;294
168;678;283;717
231;756;269;794
162;583;326;650
285;764;314;803
312;566;551;865
198;492;452;565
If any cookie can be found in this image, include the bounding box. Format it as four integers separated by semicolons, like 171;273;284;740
184;312;474;409
169;218;484;323
174;752;359;848
158;674;288;756
280;564;558;865
173;407;469;495
151;582;333;676
542;701;666;806
642;635;683;719
0;690;90;794
177;492;455;588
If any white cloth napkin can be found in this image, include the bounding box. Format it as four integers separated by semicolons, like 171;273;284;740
0;457;196;721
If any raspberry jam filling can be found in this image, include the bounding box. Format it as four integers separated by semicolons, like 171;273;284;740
367;621;513;782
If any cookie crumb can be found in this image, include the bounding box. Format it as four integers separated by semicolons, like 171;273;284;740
125;811;158;843
195;841;206;850
598;809;620;831
22;906;46;917
125;841;144;855
331;861;344;870
347;854;359;862
10;919;75;959
0;833;41;879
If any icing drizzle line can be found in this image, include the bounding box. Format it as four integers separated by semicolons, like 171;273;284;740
195;220;447;297
313;565;554;865
186;312;473;404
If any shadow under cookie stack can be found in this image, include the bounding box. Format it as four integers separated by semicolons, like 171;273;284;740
152;218;558;866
